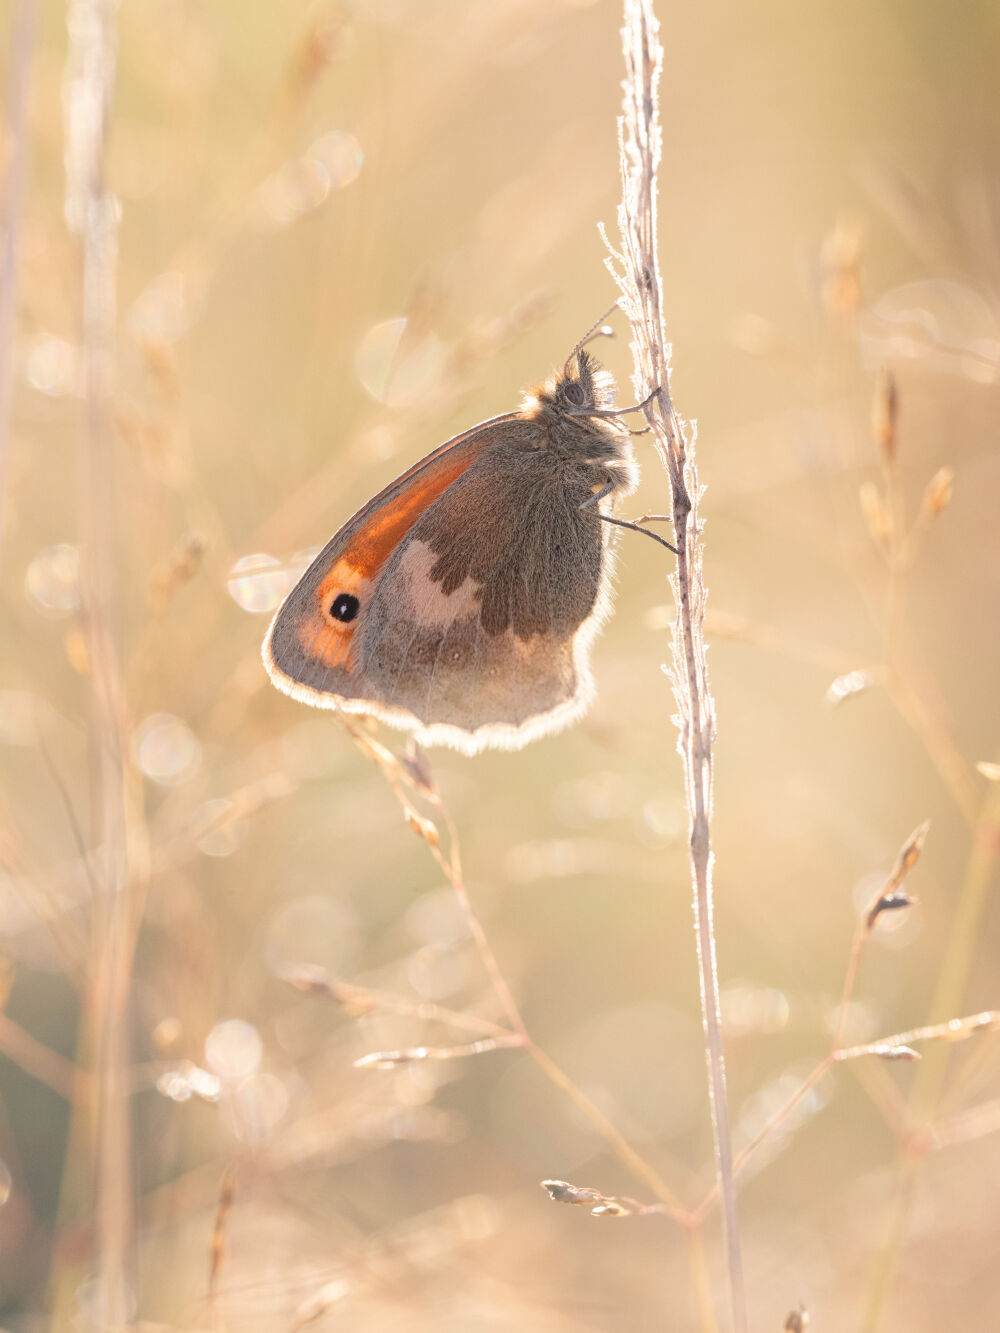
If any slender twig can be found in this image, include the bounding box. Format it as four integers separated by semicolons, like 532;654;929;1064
209;1163;237;1328
340;720;689;1217
0;1011;84;1100
832;819;928;1053
691;826;929;1230
606;4;746;1329
426;781;687;1215
428;799;526;1037
64;2;134;1327
526;1042;685;1217
286;965;515;1038
852;379;999;1327
863;781;1000;1330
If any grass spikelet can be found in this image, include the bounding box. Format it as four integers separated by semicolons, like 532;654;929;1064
872;366;898;464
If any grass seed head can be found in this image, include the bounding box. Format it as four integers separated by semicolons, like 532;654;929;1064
921;465;955;518
860;482;892;547
404;806;440;849
892;819;930;881
872;366;898;463
821;216;864;318
866;890;918;931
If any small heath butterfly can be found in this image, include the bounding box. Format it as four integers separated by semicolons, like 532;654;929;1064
263;324;641;755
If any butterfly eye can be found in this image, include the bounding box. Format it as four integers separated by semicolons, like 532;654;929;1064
329;592;360;623
563;380;586;406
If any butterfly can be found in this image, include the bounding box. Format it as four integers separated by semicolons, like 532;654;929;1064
263;322;651;755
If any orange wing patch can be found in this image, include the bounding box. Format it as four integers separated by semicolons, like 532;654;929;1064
294;453;477;673
265;411;538;706
343;451;473;577
298;560;373;671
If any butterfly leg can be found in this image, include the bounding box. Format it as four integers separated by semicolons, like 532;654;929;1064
584;487;688;554
580;487;678;555
582;387;660;420
598;513;678;555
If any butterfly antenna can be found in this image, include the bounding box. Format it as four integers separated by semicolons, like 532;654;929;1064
564;301;619;376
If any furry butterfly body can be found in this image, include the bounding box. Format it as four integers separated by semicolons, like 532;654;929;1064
263;348;638;755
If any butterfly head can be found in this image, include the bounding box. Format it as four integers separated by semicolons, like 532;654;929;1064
527;348;618;423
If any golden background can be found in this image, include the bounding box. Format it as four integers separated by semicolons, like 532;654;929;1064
2;0;999;1328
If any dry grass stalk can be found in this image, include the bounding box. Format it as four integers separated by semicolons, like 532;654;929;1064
64;0;134;1326
336;720;687;1219
0;1010;82;1100
852;365;1000;1328
208;1163;237;1308
354;1034;524;1069
711;358;1000;1326
690;820;927;1228
864;781;1000;1327
872;367;898;464
604;2;746;1327
834;1008;1000;1064
834;820;927;1051
540;1179;668;1219
286;963;512;1035
0;0;38;559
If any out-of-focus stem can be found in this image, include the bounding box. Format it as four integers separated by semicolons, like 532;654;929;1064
0;0;38;559
863;780;1000;1331
525;1041;686;1217
687;1226;721;1333
65;0;133;1326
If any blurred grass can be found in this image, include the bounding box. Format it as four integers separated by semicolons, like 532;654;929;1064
2;0;1000;1329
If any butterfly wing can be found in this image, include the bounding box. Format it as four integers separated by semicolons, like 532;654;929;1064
354;436;613;752
264;416;618;755
264;412;528;703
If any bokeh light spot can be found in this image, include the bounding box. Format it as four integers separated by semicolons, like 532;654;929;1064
257;130;363;227
26;544;81;616
132;713;202;786
23;334;79;397
227;553;289;613
310;129;363;188
156;1061;221;1103
258;158;330;226
861;279;1000;379
194;798;246;857
205;1019;263;1082
233;1071;290;1143
355;317;445;408
129;270;199;342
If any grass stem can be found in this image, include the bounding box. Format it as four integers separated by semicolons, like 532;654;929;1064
609;3;747;1328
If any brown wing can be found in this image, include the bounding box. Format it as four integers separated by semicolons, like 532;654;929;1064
263;413;538;698
265;419;621;754
345;440;614;752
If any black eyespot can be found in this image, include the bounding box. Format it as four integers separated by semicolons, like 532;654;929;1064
563;380;585;406
329;592;360;622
